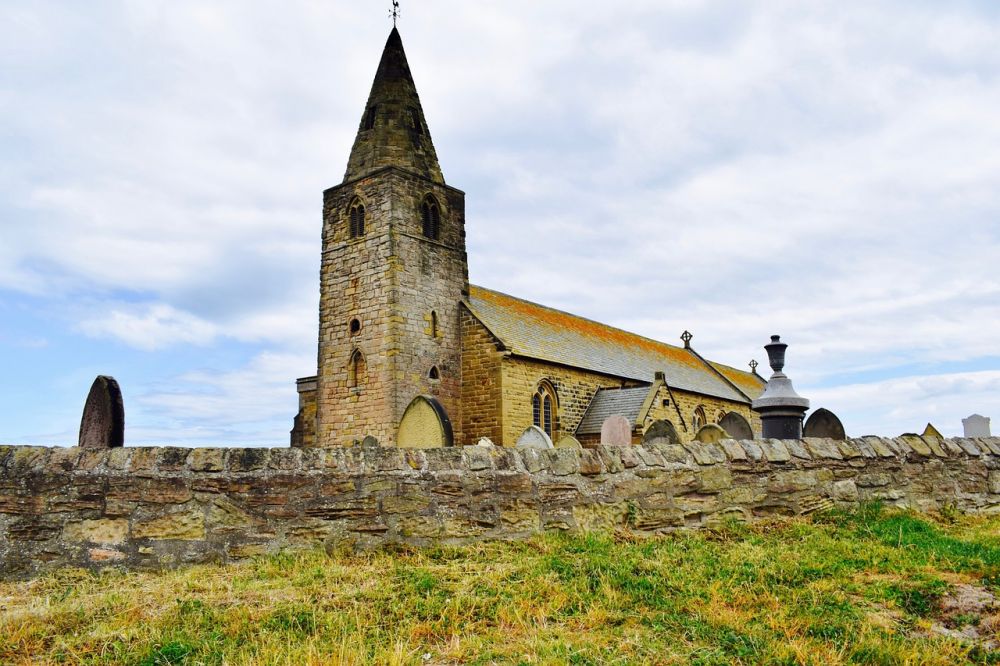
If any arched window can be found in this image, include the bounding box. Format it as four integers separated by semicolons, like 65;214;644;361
428;365;440;381
349;318;361;335
532;382;557;439
430;311;438;338
348;350;366;388
349;199;366;238
693;406;707;431
421;196;440;240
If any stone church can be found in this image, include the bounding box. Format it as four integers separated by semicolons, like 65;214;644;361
291;28;765;449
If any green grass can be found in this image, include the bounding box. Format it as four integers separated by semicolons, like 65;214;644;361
2;505;1000;664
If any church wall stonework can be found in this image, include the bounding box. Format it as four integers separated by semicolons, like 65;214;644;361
460;309;504;445
315;169;467;447
6;436;997;579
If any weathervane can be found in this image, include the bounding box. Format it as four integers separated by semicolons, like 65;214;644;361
391;0;400;26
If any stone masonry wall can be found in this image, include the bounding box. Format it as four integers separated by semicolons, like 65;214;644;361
3;436;999;580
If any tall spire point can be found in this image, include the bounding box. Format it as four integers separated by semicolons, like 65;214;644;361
342;23;444;184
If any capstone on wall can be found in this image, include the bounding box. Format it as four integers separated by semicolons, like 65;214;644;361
3;436;999;580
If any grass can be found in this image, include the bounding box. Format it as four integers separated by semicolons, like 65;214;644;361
2;505;999;665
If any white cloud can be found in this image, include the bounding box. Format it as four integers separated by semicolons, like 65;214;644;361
1;1;999;443
77;304;218;350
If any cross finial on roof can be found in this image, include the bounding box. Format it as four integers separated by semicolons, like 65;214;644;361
750;359;759;374
391;0;400;26
680;330;693;349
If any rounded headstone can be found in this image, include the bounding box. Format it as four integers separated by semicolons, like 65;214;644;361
600;415;632;447
719;412;754;440
78;375;125;449
516;425;553;450
361;435;381;449
555;435;583;450
694;423;727;444
476;437;495;447
397;396;454;448
641;419;680;446
803;408;846;441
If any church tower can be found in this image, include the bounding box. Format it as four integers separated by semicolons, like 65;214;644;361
314;28;469;447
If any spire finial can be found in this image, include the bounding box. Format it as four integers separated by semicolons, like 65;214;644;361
391;0;400;26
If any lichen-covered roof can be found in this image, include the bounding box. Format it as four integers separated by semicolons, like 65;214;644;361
709;362;766;400
466;285;749;403
576;386;652;436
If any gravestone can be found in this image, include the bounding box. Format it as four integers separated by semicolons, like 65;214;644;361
641;419;680;446
600;415;632;447
396;396;453;448
803;408;846;440
476;437;495;447
361;435;380;449
515;425;553;450
718;412;754;440
694;423;727;444
555;435;583;450
78;375;125;449
963;414;991;438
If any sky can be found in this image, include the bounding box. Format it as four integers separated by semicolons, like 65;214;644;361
1;1;999;446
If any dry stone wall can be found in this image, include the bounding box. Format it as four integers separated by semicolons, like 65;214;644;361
2;436;999;579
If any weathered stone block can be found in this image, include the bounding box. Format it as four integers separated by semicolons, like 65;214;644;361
189;449;225;472
547;449;579;476
133;511;206;541
833;480;859;501
759;439;791;463
988;472;1000;495
699;467;733;492
157;448;191;471
740;440;764;462
578;450;604;476
574;502;627;531
768;470;818;493
63;519;129;545
804;438;843;460
227;449;269;473
718;439;748;462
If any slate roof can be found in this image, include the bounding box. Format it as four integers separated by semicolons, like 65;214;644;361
709;362;766;400
465;285;756;403
576;386;652;436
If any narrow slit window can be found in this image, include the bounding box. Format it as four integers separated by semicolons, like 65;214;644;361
349;350;366;388
364;105;377;130
532;394;541;428
430;311;438;338
349;200;366;238
409;107;424;135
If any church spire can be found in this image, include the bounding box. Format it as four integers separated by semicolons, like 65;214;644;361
343;28;444;184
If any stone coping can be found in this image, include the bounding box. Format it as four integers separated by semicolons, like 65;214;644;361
2;437;998;479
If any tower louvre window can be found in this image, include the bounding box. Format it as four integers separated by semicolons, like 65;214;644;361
349;200;366;238
363;105;378;130
421;196;440;240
